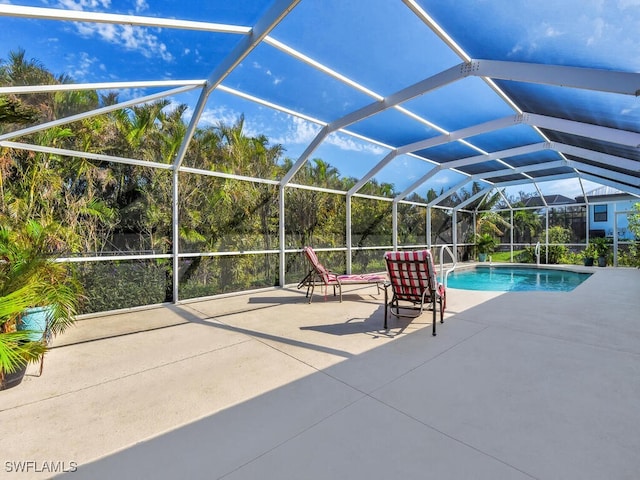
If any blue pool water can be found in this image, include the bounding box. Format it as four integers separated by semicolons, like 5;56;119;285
446;266;591;292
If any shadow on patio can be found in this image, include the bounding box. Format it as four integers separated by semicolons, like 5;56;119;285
1;269;639;479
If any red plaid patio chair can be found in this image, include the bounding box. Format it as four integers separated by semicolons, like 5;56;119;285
298;246;387;303
383;250;446;335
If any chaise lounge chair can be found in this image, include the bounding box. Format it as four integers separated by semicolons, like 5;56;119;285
384;249;446;335
298;246;387;303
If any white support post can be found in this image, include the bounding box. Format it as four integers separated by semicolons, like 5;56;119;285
473;211;477;240
452;210;458;263
510;209;514;262
172;169;180;303
279;185;286;286
346;194;352;274
392;200;399;250
427;206;432;248
545;210;550;264
585;204;590;247
613;205;619;267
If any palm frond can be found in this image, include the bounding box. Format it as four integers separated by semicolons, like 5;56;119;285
0;331;45;374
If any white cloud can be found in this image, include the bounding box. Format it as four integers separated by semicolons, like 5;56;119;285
73;22;173;61
326;132;385;155
587;17;605;45
434;174;451;185
65;51;100;81
250;61;284;86
190;111;385;157
56;0;147;13
544;25;563;37
188;105;242;128
267;117;385;155
509;21;565;57
618;0;640;8
55;0;111;10
134;0;148;13
107;87;149;102
54;0;172;62
268;116;321;145
265;69;284;85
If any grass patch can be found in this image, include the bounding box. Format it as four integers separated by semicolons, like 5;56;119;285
491;250;525;262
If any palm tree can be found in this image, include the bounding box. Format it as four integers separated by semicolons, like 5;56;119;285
476;210;511;236
471;187;511;237
0;220;81;386
513;207;542;244
0;49;57;122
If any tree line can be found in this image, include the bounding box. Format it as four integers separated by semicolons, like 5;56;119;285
2;49;488;312
11;49;635;311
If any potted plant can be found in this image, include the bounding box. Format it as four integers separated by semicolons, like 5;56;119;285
590;237;610;267
582;243;597;266
0;281;48;389
0;220;82;390
476;233;498;262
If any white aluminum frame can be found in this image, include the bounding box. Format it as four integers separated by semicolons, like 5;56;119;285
1;2;638;307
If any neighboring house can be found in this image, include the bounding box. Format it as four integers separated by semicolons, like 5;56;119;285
521;194;575;207
575;186;638;240
518;194;586;241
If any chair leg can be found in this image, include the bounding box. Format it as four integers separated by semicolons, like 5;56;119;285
384;286;389;329
432;298;437;336
389;297;402;319
297;270;313;290
307;282;315;303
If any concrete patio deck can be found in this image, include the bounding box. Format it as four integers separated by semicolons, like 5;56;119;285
1;266;639;479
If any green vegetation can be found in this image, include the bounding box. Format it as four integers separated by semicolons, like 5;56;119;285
624;203;640;267
466;189;510;260
490;250;523;262
1;49;477;313
513;207;542;244
0;219;82;387
516;227;571;264
2;49;638;316
475;233;498;257
546;226;572;264
628;203;640;239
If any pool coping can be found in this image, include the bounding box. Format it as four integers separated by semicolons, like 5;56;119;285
454;261;598;274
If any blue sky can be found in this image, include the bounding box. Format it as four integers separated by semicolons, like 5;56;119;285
1;0;638;201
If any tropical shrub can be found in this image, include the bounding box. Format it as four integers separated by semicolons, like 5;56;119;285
0;219;82;385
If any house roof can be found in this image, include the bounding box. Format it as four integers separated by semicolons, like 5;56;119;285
575;186;638;204
522;195;576;208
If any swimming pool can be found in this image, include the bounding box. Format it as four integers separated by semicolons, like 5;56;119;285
446;266;592;292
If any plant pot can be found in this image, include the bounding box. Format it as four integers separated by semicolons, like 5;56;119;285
583;257;594;267
17;306;53;343
478;253;487;262
597;256;606;267
0;363;28;390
